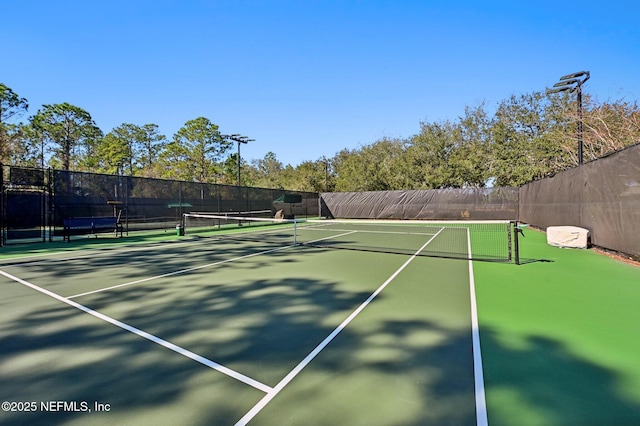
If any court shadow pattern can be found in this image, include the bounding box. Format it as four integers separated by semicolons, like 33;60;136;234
0;243;638;425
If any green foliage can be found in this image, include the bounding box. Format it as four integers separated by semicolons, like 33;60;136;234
158;117;231;182
581;98;640;161
0;83;29;163
291;159;330;192
405;121;458;189
0;83;28;124
449;104;493;188
491;92;569;186
250;151;285;189
244;91;639;192
333;138;407;191
2;81;639;192
16;123;47;167
30;103;102;170
97;123;167;176
244;153;332;192
137;124;167;176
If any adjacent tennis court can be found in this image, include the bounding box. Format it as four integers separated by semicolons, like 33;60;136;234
1;218;639;425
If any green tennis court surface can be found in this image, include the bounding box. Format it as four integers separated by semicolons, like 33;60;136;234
1;224;639;425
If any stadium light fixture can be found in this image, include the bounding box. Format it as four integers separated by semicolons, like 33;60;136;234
560;71;589;80
227;134;254;187
553;78;581;89
548;71;590;165
221;133;254;213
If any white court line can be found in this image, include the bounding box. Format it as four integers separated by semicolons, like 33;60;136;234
466;229;488;426
0;237;226;268
299;230;358;244
0;229;383;399
234;227;446;426
0;268;273;394
1;224;296;268
68;243;297;299
303;227;438;237
69;229;360;299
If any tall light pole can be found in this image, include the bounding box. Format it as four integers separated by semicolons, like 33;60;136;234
220;134;255;186
548;71;590;165
222;134;254;213
227;134;254;186
322;156;329;192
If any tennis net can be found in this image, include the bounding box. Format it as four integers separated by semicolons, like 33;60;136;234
182;212;297;244
182;213;520;263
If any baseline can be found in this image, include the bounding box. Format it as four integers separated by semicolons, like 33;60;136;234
0;224;296;268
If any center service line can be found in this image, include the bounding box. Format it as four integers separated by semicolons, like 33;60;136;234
70;229;361;299
234;228;445;425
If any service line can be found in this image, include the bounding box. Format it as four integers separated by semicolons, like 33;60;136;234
0;268;272;394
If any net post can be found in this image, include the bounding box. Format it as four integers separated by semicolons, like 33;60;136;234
180;212;186;236
293;218;298;245
507;222;512;263
512;221;521;265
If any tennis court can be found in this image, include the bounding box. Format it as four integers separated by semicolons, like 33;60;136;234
1;218;639;425
0;217;501;425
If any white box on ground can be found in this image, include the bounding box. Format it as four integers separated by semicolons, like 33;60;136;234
546;226;589;249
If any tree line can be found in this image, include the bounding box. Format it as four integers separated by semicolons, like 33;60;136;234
1;83;639;192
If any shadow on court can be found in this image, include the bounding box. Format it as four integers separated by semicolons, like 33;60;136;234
0;284;478;425
0;244;476;425
480;328;640;425
1;244;637;425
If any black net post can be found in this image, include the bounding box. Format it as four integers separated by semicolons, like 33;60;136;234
513;221;522;265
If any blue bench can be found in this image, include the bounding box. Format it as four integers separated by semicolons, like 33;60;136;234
63;216;123;241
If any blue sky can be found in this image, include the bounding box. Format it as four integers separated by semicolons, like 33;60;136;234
4;1;639;166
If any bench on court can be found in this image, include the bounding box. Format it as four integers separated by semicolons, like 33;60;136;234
63;216;123;242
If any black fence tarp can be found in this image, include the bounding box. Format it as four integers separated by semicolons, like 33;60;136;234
519;142;640;259
320;188;519;220
1;167;318;244
51;171;318;233
4;143;639;260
